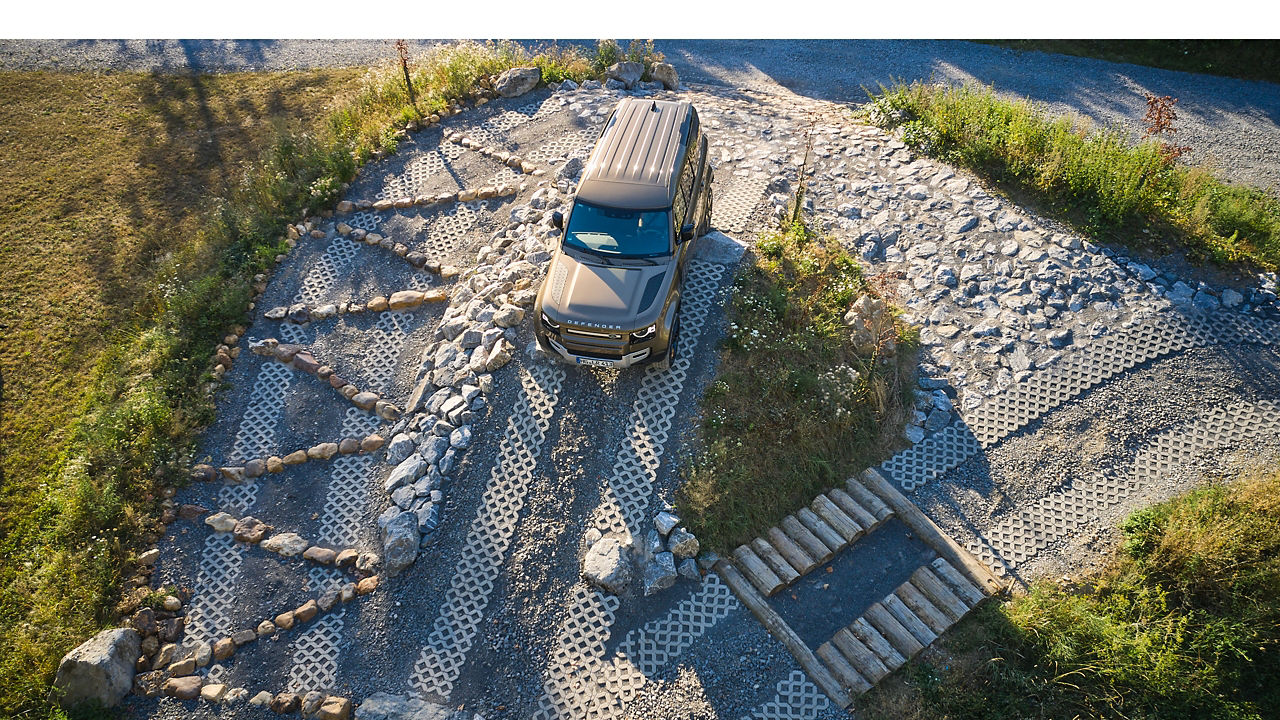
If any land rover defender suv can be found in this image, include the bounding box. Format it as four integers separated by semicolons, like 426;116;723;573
534;97;713;369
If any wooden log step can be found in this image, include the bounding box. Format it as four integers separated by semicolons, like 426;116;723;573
796;508;846;553
850;474;894;521
811;494;863;543
816;642;873;695
882;592;938;647
828;488;879;531
849;617;906;670
832;628;890;683
766;527;816;574
930;557;987;607
716;562;853;708
751;538;800;585
893;582;951;636
780;515;834;563
864;602;925;658
910;567;969;622
732;545;783;596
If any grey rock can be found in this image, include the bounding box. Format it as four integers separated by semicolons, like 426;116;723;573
650;62;679;90
391;485;417;510
557;157;583;181
582;537;631;594
1222;287;1244;307
449;425;472;449
678;558;701;581
924;408;951;433
667;528;700;559
1047;328;1073;348
494;66;541;98
1192;290;1220;310
945;215;978;234
644;529;664;556
354;691;465;720
604;78;626;91
904;425;925;444
53;628;140;709
654;511;680;536
419;435;450;465
382;511;420;577
386;433;415;465
384;454;427;493
605;61;644;89
642;552;678;596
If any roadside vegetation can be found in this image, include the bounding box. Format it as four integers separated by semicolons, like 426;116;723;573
860;464;1280;720
980;40;1280;85
865;81;1280;271
678;204;917;550
0;39;661;718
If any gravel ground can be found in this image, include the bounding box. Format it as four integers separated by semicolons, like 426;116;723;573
3;39;1278;190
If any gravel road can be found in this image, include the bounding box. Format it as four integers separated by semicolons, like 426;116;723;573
3;39;1278;190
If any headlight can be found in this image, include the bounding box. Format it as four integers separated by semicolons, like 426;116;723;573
630;324;657;342
540;312;560;331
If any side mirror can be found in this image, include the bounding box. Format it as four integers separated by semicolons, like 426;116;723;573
551;211;564;229
680;223;695;242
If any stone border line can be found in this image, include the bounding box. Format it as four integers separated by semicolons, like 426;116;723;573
190;433;386;484
407;360;564;699
247;338;403;420
262;288;447;325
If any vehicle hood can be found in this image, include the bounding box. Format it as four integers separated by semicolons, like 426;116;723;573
541;250;673;328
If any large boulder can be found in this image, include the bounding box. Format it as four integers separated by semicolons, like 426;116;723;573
494;67;541;98
605;61;644;89
52;627;140;709
382;511;420;576
650;62;679;90
354;691;465;720
582;537;631;594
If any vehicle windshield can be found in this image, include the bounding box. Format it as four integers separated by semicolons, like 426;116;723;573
563;201;671;258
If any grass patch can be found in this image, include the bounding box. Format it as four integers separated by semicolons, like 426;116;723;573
0;39;660;718
865;81;1280;271
677;212;917;550
980;40;1280;86
860;464;1280;720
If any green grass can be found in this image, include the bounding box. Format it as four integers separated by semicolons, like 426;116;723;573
980;40;1280;86
676;214;917;550
0;39;661;718
860;464;1280;720
865;81;1280;272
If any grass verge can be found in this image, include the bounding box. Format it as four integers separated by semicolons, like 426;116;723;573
0;39;660;717
979;40;1280;86
860;464;1280;720
865;81;1280;271
677;211;917;550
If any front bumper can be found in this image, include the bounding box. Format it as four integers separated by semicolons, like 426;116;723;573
538;334;655;369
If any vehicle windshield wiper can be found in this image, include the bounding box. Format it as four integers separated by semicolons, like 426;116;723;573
567;243;619;265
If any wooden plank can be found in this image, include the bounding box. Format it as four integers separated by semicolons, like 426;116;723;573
894;583;951;636
847;475;893;521
864;603;925;658
751;538;800;585
816;642;873;695
716;562;853;708
811;494;863;543
849;617;906;670
831;628;890;683
796;508;846;553
859;468;1004;598
882;592;938;647
732;546;783;596
931;557;987;607
828;488;879;530
910;568;968;622
766;527;815;574
780;515;834;562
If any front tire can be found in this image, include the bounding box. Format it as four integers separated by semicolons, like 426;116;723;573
654;310;681;370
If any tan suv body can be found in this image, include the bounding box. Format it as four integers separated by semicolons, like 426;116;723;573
534;97;713;369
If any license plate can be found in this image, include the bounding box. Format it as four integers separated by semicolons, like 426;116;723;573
577;357;615;367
